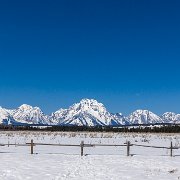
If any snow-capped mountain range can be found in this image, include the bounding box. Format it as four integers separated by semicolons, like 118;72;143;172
0;99;180;126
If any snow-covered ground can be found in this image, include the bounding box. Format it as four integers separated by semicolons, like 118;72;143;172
0;131;180;180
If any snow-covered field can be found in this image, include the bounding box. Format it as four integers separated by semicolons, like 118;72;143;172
0;131;180;180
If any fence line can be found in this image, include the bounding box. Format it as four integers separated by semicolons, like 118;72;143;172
130;144;175;149
0;140;179;157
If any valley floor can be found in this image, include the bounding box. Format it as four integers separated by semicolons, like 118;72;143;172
0;131;180;180
1;154;180;180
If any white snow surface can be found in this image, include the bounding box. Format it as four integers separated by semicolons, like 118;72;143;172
0;131;180;179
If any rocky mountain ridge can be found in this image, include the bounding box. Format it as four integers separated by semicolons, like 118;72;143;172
0;99;179;126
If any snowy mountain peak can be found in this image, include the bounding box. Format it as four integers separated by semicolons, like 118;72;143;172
18;104;33;111
0;107;15;124
161;112;180;123
51;99;127;126
0;100;180;126
128;109;163;124
73;98;106;113
13;104;49;124
79;98;103;106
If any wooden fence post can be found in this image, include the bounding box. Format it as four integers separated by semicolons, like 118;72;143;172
127;141;130;156
31;139;34;154
170;141;173;157
80;141;84;156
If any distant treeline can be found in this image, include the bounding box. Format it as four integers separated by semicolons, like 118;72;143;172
0;124;180;133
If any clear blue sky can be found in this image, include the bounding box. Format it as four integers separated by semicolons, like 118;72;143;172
0;0;180;115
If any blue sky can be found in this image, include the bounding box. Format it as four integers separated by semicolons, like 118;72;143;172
0;0;180;115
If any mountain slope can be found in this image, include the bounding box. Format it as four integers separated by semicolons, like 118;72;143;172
51;99;128;126
127;110;163;124
0;99;180;126
161;112;180;123
0;107;15;124
13;104;49;124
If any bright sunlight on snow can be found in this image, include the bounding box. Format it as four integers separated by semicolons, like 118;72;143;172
0;131;180;180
